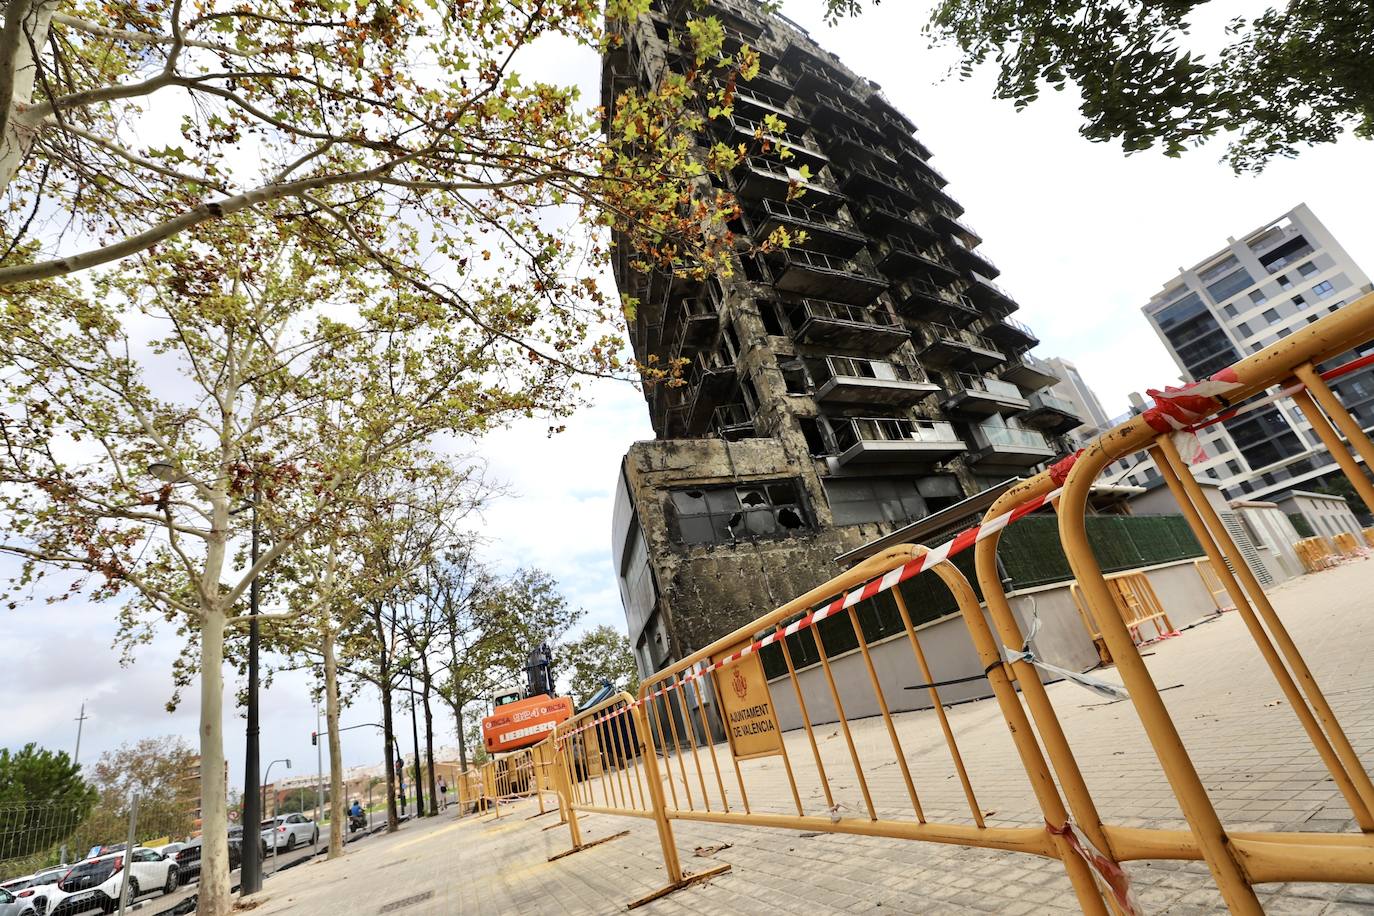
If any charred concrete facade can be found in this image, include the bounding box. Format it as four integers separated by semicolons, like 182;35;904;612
609;0;1078;678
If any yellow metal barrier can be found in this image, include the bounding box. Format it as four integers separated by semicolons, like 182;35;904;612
1070;571;1178;663
495;293;1374;912
1295;535;1339;572
543;692;730;907
1333;531;1365;557
1363;526;1374;548
975;290;1374;913
1193;556;1231;612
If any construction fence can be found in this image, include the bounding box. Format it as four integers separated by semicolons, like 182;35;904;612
448;292;1374;914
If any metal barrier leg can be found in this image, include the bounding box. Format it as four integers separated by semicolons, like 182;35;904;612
975;493;1117;863
1153;437;1374;829
626;704;730;909
547;740;629;862
923;554;1110;916
1061;447;1263;914
1295;362;1374;516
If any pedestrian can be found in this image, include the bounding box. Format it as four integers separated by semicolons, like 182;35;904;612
438;778;448;810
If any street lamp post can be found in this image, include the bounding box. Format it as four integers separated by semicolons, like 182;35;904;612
240;480;264;894
261;758;290;874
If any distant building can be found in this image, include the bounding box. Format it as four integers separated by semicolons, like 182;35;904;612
184;756;228;823
1139;203;1374;502
1043;357;1109;436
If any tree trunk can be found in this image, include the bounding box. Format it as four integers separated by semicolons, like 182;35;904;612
380;677;398;832
454;692;468;771
420;657;437;815
322;618;345;858
0;0;57;194
197;605;232;916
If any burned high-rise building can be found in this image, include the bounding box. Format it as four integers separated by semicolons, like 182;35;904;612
608;0;1079;677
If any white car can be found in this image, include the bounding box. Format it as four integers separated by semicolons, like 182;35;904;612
148;842;185;861
261;814;318;852
5;866;74;915
51;848;178;915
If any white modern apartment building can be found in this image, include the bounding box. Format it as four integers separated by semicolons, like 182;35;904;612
1132;203;1374;502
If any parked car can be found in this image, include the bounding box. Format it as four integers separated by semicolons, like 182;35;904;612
261;814;317;852
7;866;74;916
175;833;239;884
148;842;185;861
51;848;177;915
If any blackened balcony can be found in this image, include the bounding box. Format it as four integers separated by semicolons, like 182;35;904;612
1021;390;1084;434
853;197;938;243
721;115;829;170
896;278;981;327
941;372;1030;417
743;68;797;103
873;237;961;283
734;158;843;209
719;25;778;69
967;271;1018;315
983;314;1039;352
837;158;919;207
867;94;917;139
966;421;1055;469
819;124;898;169
779;41;831;74
831;417;965;466
793;62;853;98
752;199;865;256
810;355;940;407
734;87;798;123
805;92;885;141
908;168;960;211
944;236;1000;279
785;298;909;352
908;153;949;189
669;297;719;361
930;203;981;246
1000;352;1060;390
769;248;887;305
712;403;756;440
917;323;1006;371
678;351;737;436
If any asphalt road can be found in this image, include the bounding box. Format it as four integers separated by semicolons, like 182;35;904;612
92;823;374;916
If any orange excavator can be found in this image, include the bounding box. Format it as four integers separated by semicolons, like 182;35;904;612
480;643;573;754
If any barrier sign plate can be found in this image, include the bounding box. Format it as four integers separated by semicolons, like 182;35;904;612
710;643;783;760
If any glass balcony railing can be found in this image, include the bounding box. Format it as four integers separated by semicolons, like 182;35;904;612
978;423;1049;450
1030;391;1078;415
954;372;1022;399
832;417;960;451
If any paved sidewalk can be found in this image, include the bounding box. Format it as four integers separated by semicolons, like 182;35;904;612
246;561;1374;915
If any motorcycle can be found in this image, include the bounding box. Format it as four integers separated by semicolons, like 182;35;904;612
348;812;367;833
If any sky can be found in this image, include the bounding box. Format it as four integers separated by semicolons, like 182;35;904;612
5;0;1373;799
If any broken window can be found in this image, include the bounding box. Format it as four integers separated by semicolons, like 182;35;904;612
740;374;761;413
668;480;811;546
823;477;928;526
758;300;786;336
797;417;828;455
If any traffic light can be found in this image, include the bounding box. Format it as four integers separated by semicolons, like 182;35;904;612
311;731;317;746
